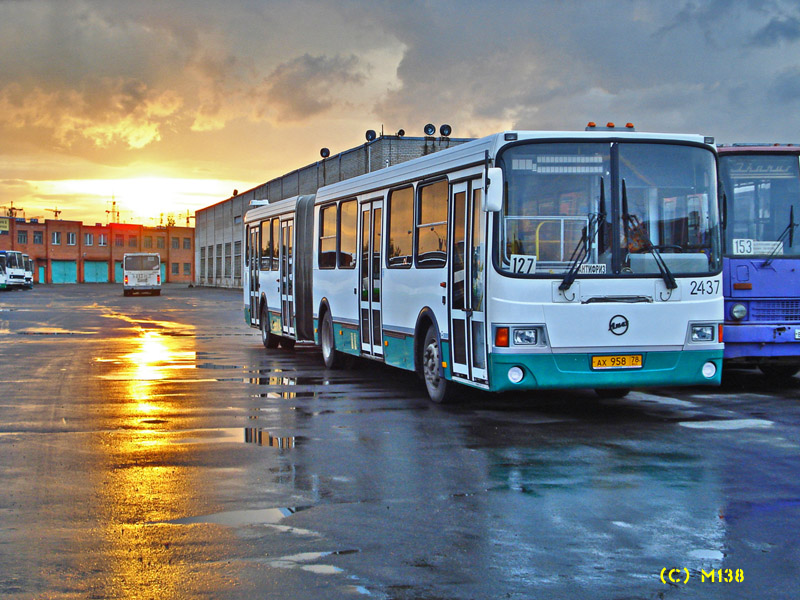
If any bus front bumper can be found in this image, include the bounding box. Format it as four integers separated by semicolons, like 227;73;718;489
487;349;723;393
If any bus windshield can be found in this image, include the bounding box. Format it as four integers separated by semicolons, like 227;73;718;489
498;141;720;277
719;153;800;258
124;255;160;271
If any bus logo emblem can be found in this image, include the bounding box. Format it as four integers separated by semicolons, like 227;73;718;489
609;315;629;336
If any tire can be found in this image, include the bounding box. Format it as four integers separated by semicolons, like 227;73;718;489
279;337;296;350
261;308;280;349
320;311;342;369
123;289;131;297
422;325;455;403
154;290;161;296
595;388;630;399
759;364;799;380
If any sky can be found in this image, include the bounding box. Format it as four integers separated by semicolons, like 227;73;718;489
2;0;800;225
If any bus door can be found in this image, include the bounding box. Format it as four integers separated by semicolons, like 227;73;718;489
359;200;383;357
280;219;295;336
248;225;260;327
448;181;488;384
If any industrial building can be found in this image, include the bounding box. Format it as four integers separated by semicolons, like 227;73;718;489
0;217;195;284
195;130;473;288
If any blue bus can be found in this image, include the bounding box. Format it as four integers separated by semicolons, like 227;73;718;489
718;144;800;378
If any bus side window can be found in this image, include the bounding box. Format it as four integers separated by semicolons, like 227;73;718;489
318;204;337;269
416;180;448;268
270;218;280;270
260;221;270;270
339;200;357;269
387;186;413;268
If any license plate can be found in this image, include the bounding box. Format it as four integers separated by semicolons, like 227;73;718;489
137;275;148;282
592;354;643;370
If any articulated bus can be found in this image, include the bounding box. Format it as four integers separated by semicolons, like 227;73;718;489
718;144;800;379
244;128;724;402
0;250;26;289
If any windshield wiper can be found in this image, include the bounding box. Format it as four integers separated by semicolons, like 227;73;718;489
762;206;797;267
622;179;677;290
559;178;606;291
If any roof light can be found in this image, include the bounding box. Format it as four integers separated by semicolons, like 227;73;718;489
607;122;615;128
587;121;596;128
626;123;635;129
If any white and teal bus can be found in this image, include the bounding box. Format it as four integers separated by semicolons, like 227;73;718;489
0;250;26;289
244;127;724;402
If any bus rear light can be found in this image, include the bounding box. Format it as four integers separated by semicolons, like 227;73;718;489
495;327;509;347
157;274;161;284
718;323;724;343
124;275;128;285
733;282;752;290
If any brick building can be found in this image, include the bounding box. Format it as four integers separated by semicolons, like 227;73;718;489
0;217;194;284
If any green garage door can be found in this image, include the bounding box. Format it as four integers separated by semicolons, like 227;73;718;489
160;262;166;282
114;261;123;283
84;261;109;283
51;260;77;284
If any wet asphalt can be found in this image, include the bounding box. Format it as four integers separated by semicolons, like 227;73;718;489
1;284;799;599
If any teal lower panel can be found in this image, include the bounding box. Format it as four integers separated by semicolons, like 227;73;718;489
244;307;251;325
269;312;282;335
334;323;361;356
384;334;415;370
488;349;723;393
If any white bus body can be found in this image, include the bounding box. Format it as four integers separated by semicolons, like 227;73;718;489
22;254;33;288
123;253;161;296
244;130;724;401
0;250;26;289
0;254;7;290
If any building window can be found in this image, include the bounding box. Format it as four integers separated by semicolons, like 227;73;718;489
157;237;165;249
206;245;214;279
128;236;137;247
318;204;337;269
183;237;191;249
51;231;61;245
339;200;357;269
143;236;152;248
224;242;232;277
98;234;108;246
17;230;27;244
67;232;77;246
115;234;124;247
388;186;414;268
84;233;93;246
234;240;242;279
215;244;222;279
416;180;448;268
200;247;206;282
172;237;180;249
183;262;191;275
172;262;179;275
33;231;43;244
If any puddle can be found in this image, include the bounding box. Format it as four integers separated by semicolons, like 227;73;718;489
162;505;310;526
17;327;96;336
167;427;300;449
268;549;360;574
679;419;774;430
688;549;724;561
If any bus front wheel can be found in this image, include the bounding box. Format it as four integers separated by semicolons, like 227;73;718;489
422;325;454;403
321;311;342;369
261;308;280;349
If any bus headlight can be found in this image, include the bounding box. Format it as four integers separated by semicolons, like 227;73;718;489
731;303;747;320
691;325;714;342
513;328;538;345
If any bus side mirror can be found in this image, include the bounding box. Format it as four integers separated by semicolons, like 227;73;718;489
483;167;504;212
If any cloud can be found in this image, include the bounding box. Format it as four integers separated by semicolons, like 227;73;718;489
751;16;800;47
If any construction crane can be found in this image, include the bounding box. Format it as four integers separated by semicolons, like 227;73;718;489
185;210;196;226
1;201;24;218
105;200;119;224
45;207;62;219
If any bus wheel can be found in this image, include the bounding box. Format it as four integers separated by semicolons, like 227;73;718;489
279;337;296;350
595;388;630;399
759;364;799;380
261;309;280;349
422;325;454;403
321;311;342;369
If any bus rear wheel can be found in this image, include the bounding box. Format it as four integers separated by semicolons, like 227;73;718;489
422;325;455;403
321;311;342;369
261;308;280;349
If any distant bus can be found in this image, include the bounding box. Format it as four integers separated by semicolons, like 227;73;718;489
0;254;7;290
718;144;800;378
244;127;723;402
122;253;161;296
0;250;25;289
22;254;33;289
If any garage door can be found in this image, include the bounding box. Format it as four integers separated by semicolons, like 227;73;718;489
84;261;109;283
51;260;77;284
114;261;123;283
160;262;166;282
